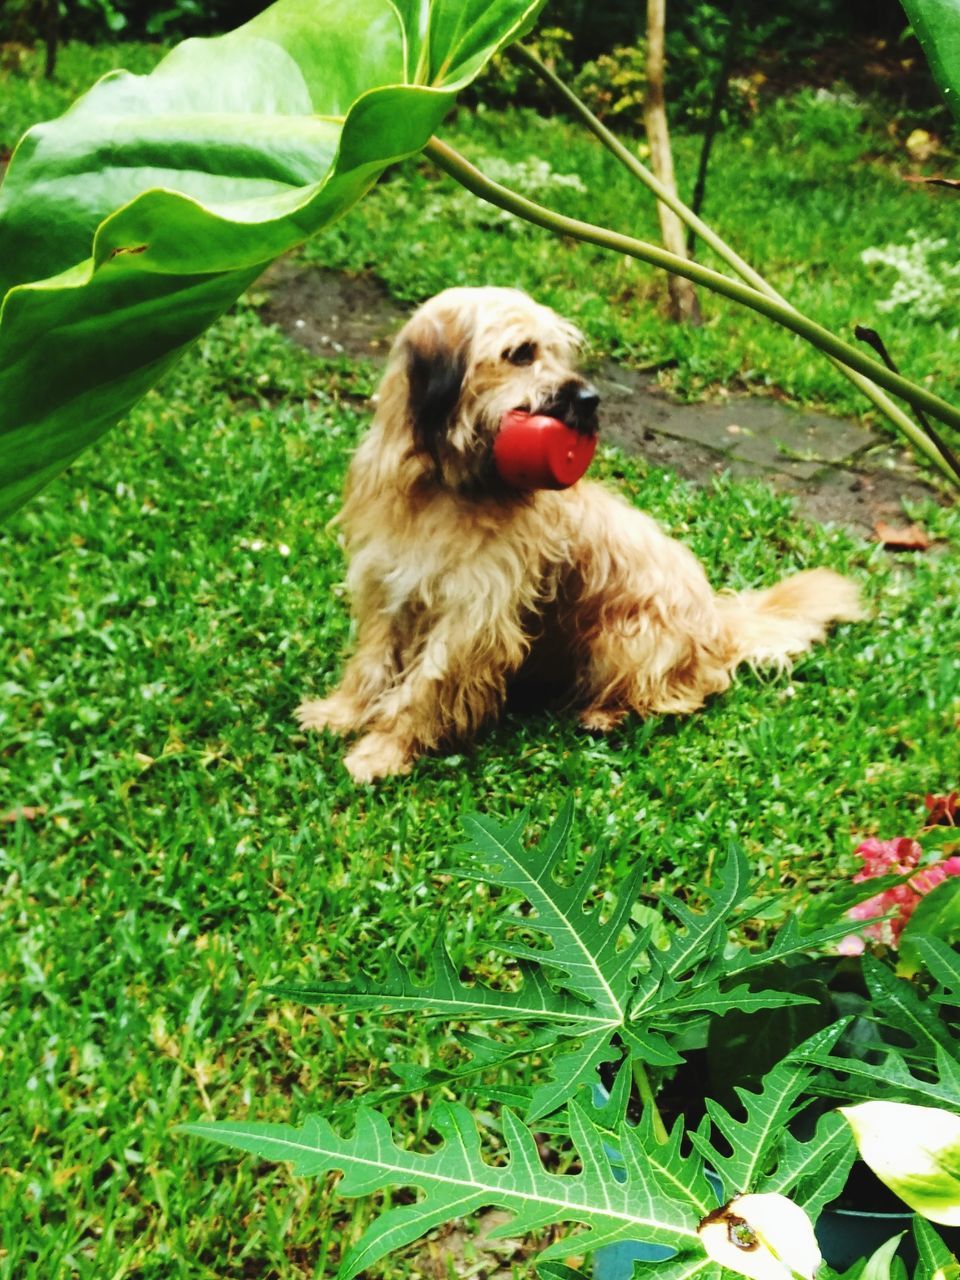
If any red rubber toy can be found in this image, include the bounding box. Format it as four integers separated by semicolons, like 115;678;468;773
493;410;597;490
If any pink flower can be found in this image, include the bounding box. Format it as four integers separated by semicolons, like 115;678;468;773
911;855;960;895
845;839;960;948
837;934;867;956
852;837;921;881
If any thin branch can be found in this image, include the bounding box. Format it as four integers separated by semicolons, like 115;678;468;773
644;0;701;324
688;0;745;251
855;325;960;486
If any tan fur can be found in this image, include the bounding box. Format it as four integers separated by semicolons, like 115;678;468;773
296;287;865;781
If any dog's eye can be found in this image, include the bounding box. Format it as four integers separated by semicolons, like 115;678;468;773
504;342;537;366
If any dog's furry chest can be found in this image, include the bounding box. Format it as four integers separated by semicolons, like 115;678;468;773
347;492;571;623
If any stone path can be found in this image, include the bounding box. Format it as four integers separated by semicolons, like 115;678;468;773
258;259;942;533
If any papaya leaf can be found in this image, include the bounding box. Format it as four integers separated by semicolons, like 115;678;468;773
620;1024;685;1068
182;1099;704;1279
630;846;749;1012
458;802;646;1014
0;0;545;520
689;1023;849;1202
388;1026;561;1092
792;951;960;1114
801;1043;960;1110
726;912;867;977
901;898;960;984
524;1028;624;1124
913;937;960;1010
537;1265;590;1280
651;982;817;1021
862;955;959;1059
632;1252;720;1280
272;936;598;1025
183;1026;851;1280
759;1110;856;1219
633;1110;716;1217
274;807;868;1118
913;1214;958;1280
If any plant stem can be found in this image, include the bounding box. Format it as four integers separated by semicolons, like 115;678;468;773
644;0;702;324
425;136;960;481
507;43;959;489
509;42;768;292
688;0;745;247
855;325;960;486
632;1059;669;1144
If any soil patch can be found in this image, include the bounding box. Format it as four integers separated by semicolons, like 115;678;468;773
257;258;940;532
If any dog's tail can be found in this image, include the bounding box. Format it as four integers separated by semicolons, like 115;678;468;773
716;568;866;669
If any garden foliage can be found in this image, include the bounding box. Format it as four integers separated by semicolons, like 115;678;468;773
270;806;861;1121
185;807;863;1279
5;0;960;520
0;0;545;520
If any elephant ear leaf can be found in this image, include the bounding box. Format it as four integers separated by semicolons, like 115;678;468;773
0;0;545;522
900;0;960;125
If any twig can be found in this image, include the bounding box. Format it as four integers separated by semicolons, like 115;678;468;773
688;0;745;255
855;325;960;485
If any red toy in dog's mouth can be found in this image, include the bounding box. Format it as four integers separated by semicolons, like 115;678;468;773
493;409;598;490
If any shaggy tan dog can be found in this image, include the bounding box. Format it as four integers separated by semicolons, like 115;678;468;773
297;287;863;782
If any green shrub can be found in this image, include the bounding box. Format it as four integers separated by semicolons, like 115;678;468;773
572;43;648;131
465;25;575;114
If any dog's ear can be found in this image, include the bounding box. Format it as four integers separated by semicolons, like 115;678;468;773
404;320;468;468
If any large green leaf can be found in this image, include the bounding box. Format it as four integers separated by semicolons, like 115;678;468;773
900;882;960;979
184;1035;854;1280
690;1023;853;1207
912;937;960;1004
275;806;861;1121
901;0;960;124
182;1099;705;1279
457;804;647;1013
913;1214;959;1280
862;954;958;1059
795;954;960;1110
0;0;544;520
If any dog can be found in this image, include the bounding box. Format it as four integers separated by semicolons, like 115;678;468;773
296;286;864;782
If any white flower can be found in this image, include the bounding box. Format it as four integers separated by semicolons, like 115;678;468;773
698;1192;821;1280
841;1101;960;1226
860;231;960;322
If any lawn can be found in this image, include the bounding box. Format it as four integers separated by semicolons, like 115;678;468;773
1;38;960;1280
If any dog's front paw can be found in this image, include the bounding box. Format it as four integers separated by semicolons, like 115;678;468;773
579;706;628;733
296;695;357;736
343;732;413;783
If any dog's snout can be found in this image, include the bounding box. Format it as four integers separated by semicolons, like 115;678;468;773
539;380;601;433
575;384;600;416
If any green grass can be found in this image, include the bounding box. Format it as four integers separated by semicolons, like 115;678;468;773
2;37;960;1280
1;299;959;1277
0;41;165;154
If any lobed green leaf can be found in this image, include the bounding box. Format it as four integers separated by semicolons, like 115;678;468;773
183;1098;703;1278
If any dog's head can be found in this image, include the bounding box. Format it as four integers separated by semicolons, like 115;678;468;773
379;287;600;494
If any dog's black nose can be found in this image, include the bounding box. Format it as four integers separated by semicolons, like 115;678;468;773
575;384;600;416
